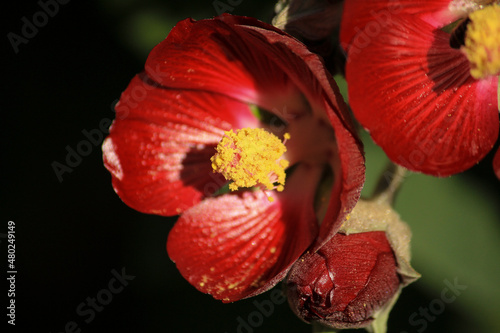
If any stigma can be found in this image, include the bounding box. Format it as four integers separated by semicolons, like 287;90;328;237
463;3;500;79
211;128;290;196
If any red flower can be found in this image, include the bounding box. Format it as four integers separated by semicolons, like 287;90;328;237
103;15;365;302
340;0;499;177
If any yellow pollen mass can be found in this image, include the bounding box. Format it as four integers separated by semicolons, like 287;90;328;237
211;128;289;192
463;4;500;79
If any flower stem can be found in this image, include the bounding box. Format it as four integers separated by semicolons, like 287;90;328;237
371;162;407;206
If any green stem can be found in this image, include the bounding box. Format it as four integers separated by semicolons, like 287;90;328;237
370;162;407;206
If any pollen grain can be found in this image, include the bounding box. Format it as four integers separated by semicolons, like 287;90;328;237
211;128;289;192
463;4;500;79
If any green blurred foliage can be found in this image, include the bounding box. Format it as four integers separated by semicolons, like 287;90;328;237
361;131;500;332
98;0;275;59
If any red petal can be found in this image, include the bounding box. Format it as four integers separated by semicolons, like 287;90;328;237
315;121;366;250
345;15;499;176
340;0;457;51
317;232;398;314
494;147;500;180
145;17;300;111
103;74;257;216
167;164;321;302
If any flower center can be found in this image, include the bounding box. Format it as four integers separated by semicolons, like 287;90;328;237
211;128;290;196
463;3;500;79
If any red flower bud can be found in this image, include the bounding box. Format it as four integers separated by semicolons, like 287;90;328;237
286;231;400;328
286;198;420;330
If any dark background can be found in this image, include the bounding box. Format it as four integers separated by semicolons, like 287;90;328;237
3;1;500;332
